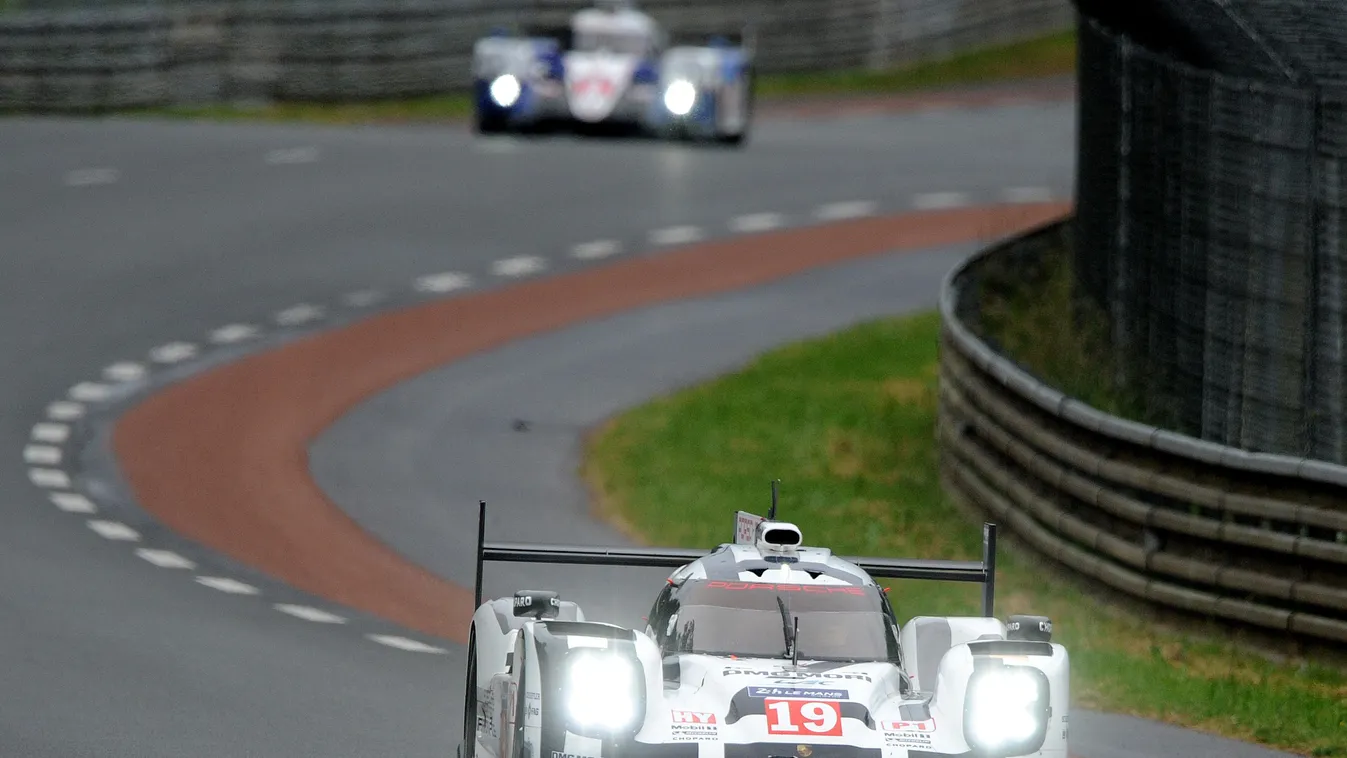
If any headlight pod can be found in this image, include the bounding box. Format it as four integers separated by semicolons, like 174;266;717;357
563;649;644;736
962;664;1051;756
663;79;697;116
489;74;521;107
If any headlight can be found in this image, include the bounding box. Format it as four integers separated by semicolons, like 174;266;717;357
963;665;1050;755
490;74;521;107
663;79;696;116
563;650;642;734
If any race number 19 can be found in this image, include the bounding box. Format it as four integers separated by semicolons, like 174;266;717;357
764;699;843;737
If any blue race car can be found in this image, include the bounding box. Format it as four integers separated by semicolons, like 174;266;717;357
470;0;755;146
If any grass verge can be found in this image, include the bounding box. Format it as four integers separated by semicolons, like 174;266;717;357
117;29;1075;125
582;309;1346;757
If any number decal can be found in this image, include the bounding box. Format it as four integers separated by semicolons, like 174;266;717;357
764;699;842;737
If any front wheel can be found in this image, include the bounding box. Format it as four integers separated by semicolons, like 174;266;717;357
462;627;478;758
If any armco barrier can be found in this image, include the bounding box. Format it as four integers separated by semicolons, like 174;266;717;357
0;0;1074;111
937;217;1347;646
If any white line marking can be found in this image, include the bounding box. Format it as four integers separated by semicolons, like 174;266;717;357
136;548;196;569
274;604;347;624
69;382;112;402
197;576;261;595
149;342;198;363
342;289;384;308
367;634;449;654
275;304;324;326
47;401;84;420
913;191;970;210
87;520;140;541
50;492;96;513
414;272;473;293
103;361;146;382
814;201;877;220
65;167;119;187
31;423;70;443
264;146;320;164
23;445;61;465
210;323;259;344
649;225;703;246
730;213;786;233
1002;186;1056;203
491;256;547;277
570;240;622;260
28;468;70;488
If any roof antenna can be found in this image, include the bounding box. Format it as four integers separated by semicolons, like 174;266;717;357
768;479;779;520
790;616;800;668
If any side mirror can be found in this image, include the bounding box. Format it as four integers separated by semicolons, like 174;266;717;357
513;590;562;619
1006;614;1053;642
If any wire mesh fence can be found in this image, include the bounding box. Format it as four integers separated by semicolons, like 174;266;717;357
1072;6;1347;464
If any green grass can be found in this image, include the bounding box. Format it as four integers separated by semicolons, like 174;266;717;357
582;310;1347;758
113;29;1075;126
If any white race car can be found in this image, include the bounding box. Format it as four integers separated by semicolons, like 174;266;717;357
461;498;1070;758
470;0;754;145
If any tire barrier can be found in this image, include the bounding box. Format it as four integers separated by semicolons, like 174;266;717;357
938;218;1347;646
0;0;1074;112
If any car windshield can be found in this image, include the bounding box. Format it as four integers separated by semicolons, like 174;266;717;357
668;580;898;662
574;30;649;55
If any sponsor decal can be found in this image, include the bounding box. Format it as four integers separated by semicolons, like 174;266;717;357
764;698;843;737
734;511;763;544
670;710;719;741
881;719;935;749
748;686;847;700
723;667;871;682
514;594;562;609
551;752;600;758
705;581;865;595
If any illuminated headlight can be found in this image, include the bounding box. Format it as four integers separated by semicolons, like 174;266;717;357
663;79;696;116
490;74;521;107
963;665;1051;755
563;650;642;733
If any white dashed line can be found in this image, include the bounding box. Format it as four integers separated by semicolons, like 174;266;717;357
210;323;259;344
23;445;61;465
149;342;198;363
50;492;96;514
815;201;877;221
492;256;547;277
64;167;119;187
275;304;325;326
136;548;197;569
342;289;384;308
414;272;473;293
28;468;70;489
274;604;347;624
1002;186;1056;203
368;634;449;654
47;401;84;420
650;225;704;246
730;213;786;233
103;361;146;382
913;191;970;210
31;422;70;443
87;520;140;541
264;146;320;164
197;576;261;595
69;382;112;402
570;240;622;260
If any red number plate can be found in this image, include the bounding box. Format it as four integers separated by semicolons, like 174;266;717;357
764;699;843;737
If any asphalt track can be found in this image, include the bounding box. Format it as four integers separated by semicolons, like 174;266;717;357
0;89;1296;757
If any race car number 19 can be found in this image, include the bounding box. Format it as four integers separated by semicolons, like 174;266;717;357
764;699;843;737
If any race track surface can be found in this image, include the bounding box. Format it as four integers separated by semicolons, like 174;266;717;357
0;91;1294;756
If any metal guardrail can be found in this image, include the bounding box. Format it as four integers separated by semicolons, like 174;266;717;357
0;0;1074;111
937;218;1347;646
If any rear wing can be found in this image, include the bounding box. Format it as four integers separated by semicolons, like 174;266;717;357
471;500;999;617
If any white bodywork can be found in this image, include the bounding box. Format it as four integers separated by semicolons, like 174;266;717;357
464;516;1069;758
